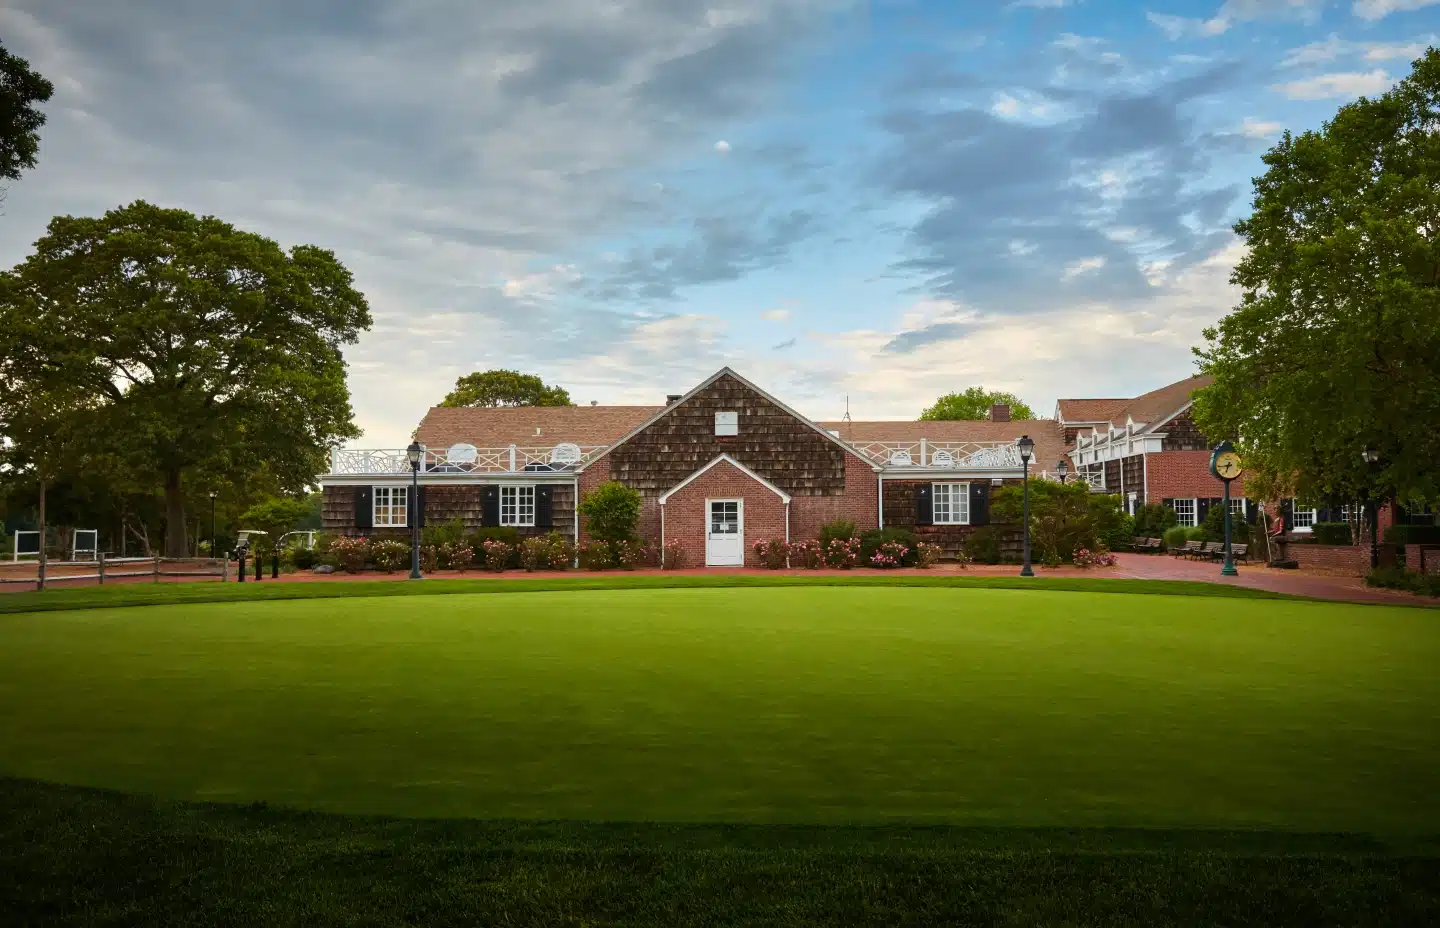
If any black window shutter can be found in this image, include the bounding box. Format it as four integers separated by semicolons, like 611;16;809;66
481;486;500;527
1197;498;1211;524
916;485;933;526
1316;506;1332;523
1281;500;1294;531
354;487;373;530
1244;499;1258;524
1161;498;1174;511
536;486;554;528
969;483;989;526
415;486;427;528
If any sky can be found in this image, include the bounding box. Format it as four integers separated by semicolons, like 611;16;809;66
1;0;1436;447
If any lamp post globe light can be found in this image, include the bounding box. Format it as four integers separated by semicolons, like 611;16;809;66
1361;447;1381;569
406;441;424;580
1056;458;1069;484
1018;435;1035;577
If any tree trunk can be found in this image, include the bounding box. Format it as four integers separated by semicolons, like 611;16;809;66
37;476;47;591
164;469;188;558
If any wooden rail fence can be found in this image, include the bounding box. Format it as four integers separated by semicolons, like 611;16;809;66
0;555;229;591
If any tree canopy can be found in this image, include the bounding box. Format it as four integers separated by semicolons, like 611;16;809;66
920;387;1034;421
1193;48;1440;509
0;44;54;182
439;369;572;408
0;200;372;556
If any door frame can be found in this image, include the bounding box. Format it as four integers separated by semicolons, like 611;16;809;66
704;497;745;566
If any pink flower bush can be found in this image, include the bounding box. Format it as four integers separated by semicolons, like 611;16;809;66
481;539;512;572
329;536;370;573
869;540;908;569
660;540;689;570
613;539;647;569
790;539;826;570
1072;547;1118;568
446;543;475;573
369;538;410;573
913;541;943;569
824;537;860;569
752;538;790;570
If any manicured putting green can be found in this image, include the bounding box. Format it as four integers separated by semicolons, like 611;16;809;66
1;587;1436;833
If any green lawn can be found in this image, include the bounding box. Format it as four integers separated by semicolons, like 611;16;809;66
2;586;1436;833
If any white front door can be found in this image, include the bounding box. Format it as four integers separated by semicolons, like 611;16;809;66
705;499;744;566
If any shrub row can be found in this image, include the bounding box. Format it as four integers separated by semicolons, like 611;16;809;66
1365;566;1440;597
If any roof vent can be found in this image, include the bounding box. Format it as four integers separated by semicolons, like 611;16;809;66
590;400;598;407
666;394;682;405
990;403;1011;422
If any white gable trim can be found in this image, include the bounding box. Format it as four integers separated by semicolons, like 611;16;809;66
578;366;879;472
657;454;792;505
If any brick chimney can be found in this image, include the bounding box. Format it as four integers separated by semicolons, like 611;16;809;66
990;403;1011;422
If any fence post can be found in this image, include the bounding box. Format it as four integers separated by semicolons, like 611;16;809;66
98;552;106;586
37;554;45;592
153;554;161;584
509;444;517;472
221;552;229;583
255;553;262;581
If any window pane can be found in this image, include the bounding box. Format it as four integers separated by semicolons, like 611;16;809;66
1173;499;1196;526
1228;498;1245;517
1292;501;1316;529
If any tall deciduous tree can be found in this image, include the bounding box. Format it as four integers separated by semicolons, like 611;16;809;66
0;201;372;557
0;43;53;183
1193;49;1440;508
920;387;1033;421
438;369;572;408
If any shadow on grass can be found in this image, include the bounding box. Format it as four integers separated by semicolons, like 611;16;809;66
3;777;1436;926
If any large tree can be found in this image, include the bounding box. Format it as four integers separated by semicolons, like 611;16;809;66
0;44;54;182
0;201;372;557
1193;48;1440;509
920;387;1034;421
439;369;572;408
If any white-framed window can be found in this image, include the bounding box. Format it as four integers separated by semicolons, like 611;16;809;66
1292;500;1317;531
932;482;970;525
1228;497;1246;519
715;411;738;436
1340;504;1354;522
374;486;408;527
501;485;535;526
1173;498;1197;527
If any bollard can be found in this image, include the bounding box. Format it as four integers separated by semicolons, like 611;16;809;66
238;550;247;583
254;552;263;581
221;552;228;583
271;553;279;579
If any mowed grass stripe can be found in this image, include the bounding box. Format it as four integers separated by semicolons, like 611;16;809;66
1;587;1436;834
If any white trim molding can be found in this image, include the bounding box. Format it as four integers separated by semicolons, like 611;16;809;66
657;453;793;505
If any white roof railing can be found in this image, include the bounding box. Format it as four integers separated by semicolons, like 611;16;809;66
328;445;607;476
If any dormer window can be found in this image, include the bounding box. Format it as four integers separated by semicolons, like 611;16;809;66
715;411;738;436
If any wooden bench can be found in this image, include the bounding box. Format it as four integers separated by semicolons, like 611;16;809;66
1231;543;1249;561
1200;541;1225;560
1172;540;1204;558
1133;536;1162;553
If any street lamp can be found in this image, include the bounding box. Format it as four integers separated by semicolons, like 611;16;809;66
1361;447;1380;569
406;441;424;580
1056;458;1069;484
208;490;218;558
1018;435;1035;577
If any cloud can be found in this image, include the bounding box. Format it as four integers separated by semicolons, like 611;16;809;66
1147;0;1323;39
1353;0;1440;20
1062;256;1106;279
761;307;791;321
714;139;732;153
772;337;797;350
1273;69;1393;99
1007;0;1073;8
1240;117;1283;138
1282;34;1436;66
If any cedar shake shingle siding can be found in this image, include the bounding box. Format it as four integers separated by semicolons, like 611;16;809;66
1160;410;1210;452
606;373;850;497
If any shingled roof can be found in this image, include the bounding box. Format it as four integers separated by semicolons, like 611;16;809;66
1117;374;1213;430
414;405;663;450
1056;398;1128;423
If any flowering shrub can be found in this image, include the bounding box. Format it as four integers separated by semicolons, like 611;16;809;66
446;543;475;573
751;538;790;569
869;540;908;569
660;540;689;570
580;540;613;571
419;544;441;573
1072;547;1118;568
790;539;826;569
520;533;574;571
329;536;370;573
913;541;943;569
824;537;860;569
369;538;410;573
613;539;647;569
481;539;512;572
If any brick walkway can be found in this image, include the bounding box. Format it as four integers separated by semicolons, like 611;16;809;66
1107;552;1425;606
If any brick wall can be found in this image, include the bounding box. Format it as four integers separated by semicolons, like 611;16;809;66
660;460;789;567
1286;543;1369;574
1143;450;1244;504
789;454;879;541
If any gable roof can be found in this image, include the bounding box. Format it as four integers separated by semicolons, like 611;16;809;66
580;367;878;471
1055;399;1127;423
414;405;662;450
657;454;792;504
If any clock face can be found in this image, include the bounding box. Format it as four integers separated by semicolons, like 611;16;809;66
1215;451;1243;479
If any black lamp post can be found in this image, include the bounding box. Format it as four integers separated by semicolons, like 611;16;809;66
1056;458;1069;484
1018;435;1035;577
1361;447;1380;569
407;441;424;580
208;490;218;557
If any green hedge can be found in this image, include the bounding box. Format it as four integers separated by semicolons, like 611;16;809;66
1310;522;1354;546
858;528;918;567
1162;526;1205;550
1365;566;1440;597
1384;524;1440;546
